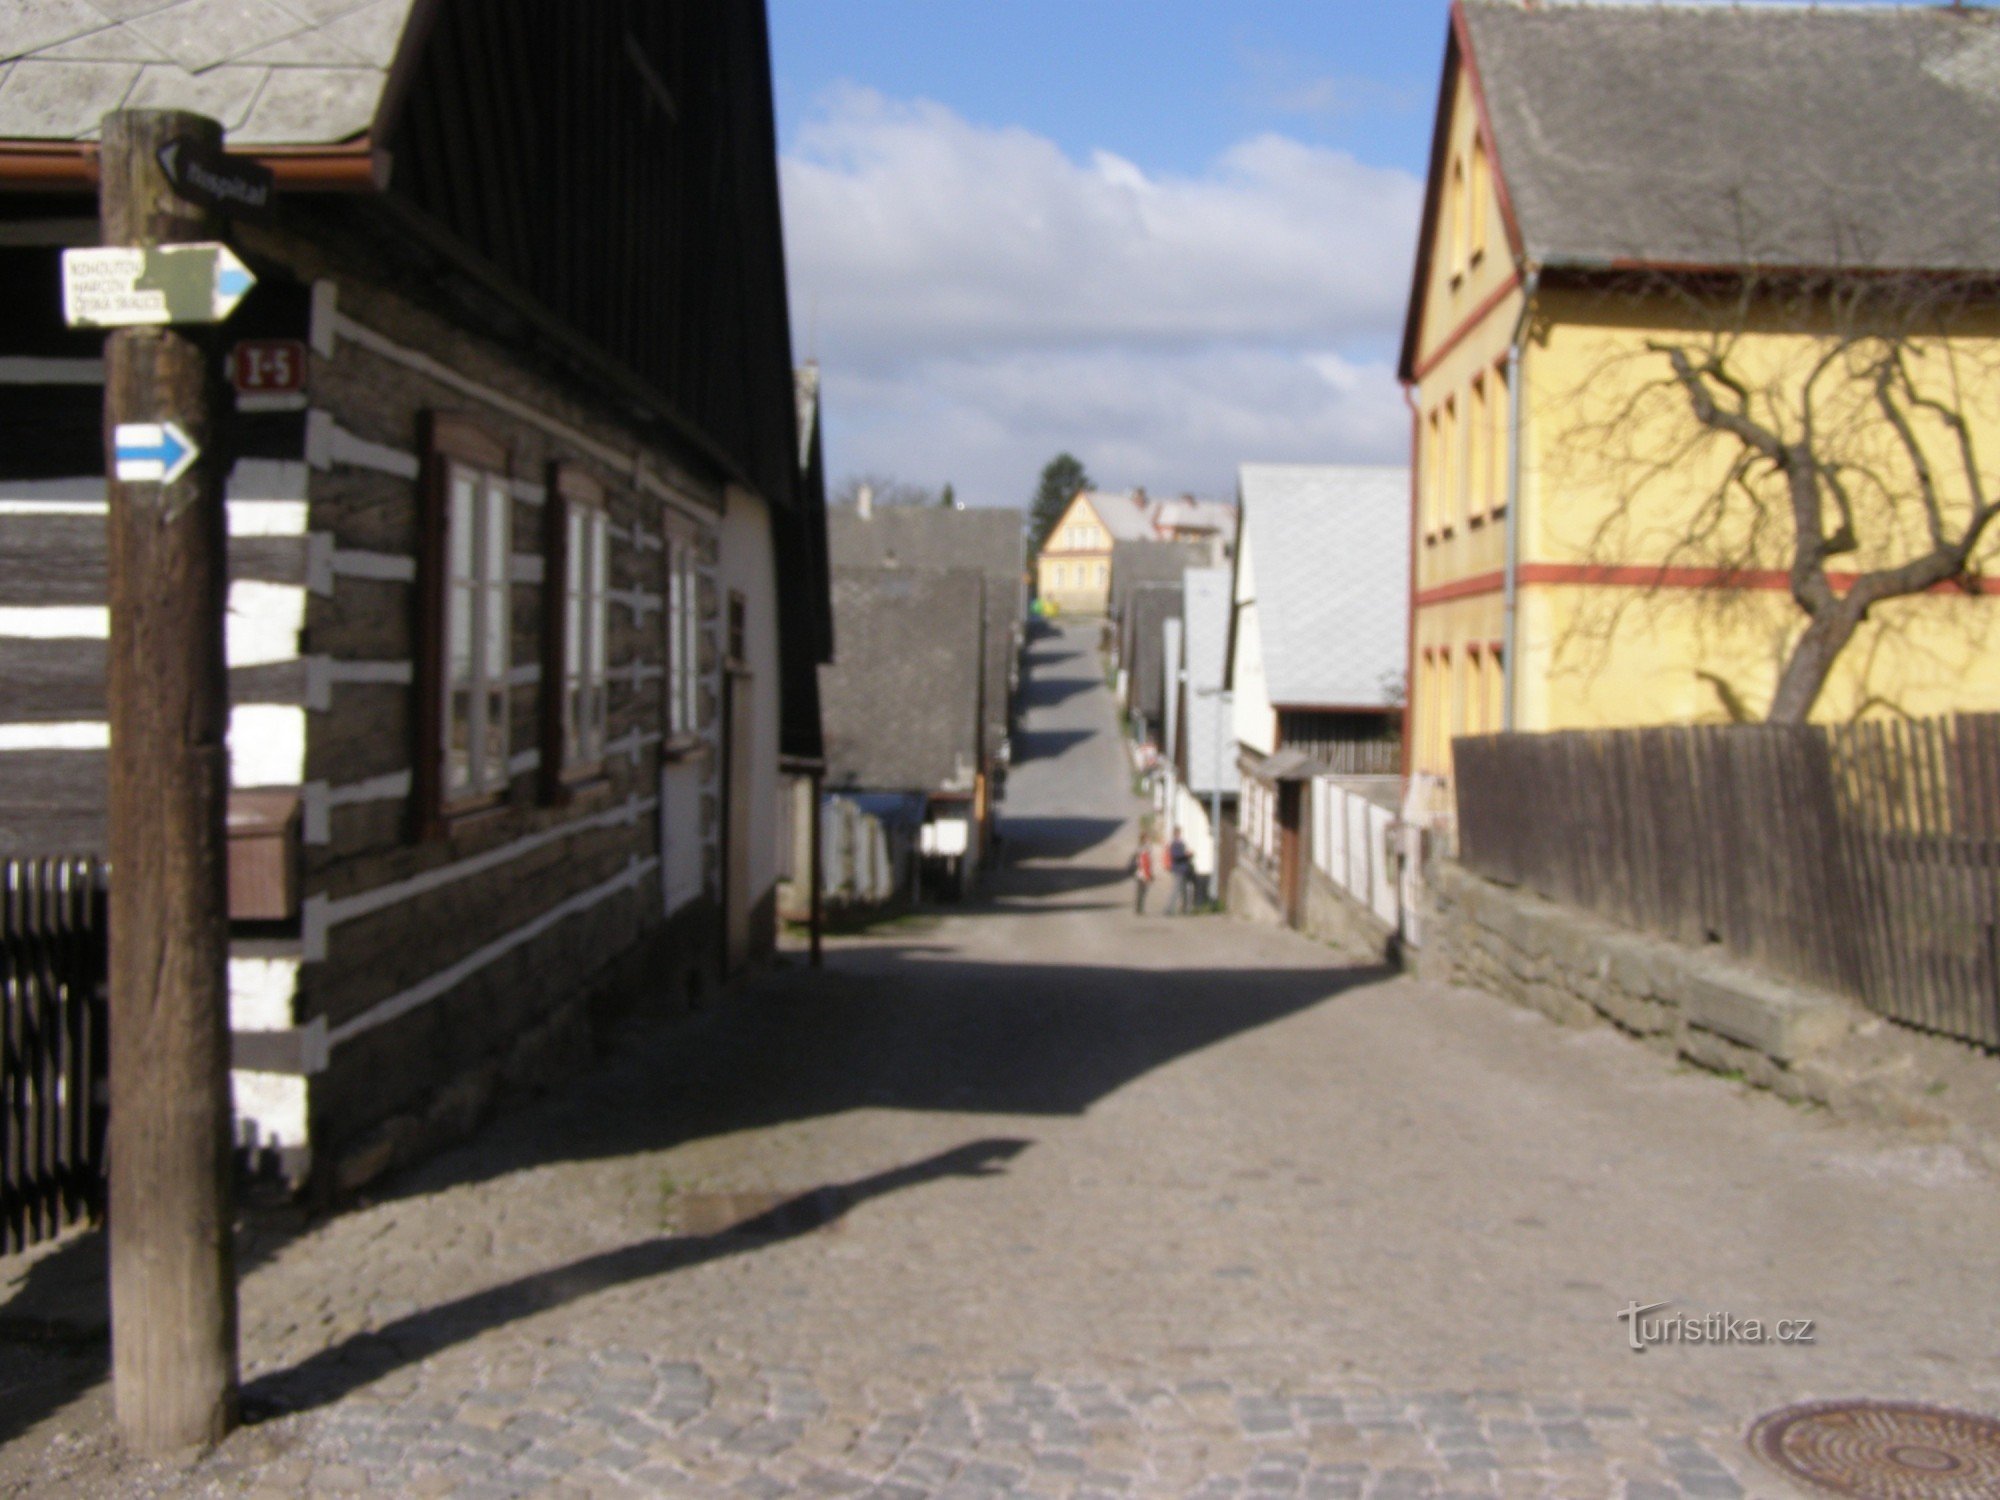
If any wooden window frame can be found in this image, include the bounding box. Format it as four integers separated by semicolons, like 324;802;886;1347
416;412;515;839
1489;357;1511;519
542;462;610;800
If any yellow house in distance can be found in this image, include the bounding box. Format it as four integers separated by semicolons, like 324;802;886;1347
1402;0;2000;822
1036;489;1153;614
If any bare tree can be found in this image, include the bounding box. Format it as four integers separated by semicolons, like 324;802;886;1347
1551;270;2000;723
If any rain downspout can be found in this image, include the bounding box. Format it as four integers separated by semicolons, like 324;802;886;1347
1501;267;1539;731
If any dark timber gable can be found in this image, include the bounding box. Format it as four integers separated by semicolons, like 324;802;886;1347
385;0;802;516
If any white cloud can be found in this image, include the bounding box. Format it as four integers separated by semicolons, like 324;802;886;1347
781;87;1424;502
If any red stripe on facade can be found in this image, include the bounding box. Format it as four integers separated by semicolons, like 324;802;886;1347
1415;562;2000;609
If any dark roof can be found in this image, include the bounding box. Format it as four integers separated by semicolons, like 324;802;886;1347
827;504;1023;754
820;567;985;795
1110;539;1205;620
828;504;1024;589
1469;1;2000;274
1127;585;1183;727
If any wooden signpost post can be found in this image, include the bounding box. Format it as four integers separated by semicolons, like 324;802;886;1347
83;108;248;1455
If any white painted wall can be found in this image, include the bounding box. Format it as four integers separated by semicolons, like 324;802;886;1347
718;485;782;909
1230;528;1278;755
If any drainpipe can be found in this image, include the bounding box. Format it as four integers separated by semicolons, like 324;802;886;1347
1501;266;1540;731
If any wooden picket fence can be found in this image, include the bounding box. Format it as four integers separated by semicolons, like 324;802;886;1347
1;857;109;1254
1454;716;2000;1049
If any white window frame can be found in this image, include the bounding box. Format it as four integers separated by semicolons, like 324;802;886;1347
440;457;512;810
666;527;701;741
549;465;610;780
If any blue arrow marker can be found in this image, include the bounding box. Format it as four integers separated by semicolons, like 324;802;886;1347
114;421;199;484
217;265;254;300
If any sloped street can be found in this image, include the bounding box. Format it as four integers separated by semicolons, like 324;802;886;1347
4;620;1998;1499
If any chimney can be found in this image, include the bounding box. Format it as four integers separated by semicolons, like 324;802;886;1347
857;483;873;520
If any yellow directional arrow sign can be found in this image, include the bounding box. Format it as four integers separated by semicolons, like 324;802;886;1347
61;242;257;328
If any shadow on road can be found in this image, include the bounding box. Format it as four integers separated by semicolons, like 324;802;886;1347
242;1138;1033;1419
1015;676;1100;710
996;816;1125;861
355;947;1392;1217
1010;728;1098;763
0;1234;108;1446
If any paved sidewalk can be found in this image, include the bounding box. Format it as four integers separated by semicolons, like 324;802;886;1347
3;620;1997;1499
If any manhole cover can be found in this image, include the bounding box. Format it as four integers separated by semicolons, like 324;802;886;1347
1749;1401;2000;1497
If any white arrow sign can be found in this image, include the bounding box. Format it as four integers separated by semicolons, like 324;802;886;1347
114;421;199;484
61;243;256;328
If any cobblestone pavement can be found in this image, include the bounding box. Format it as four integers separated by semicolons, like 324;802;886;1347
4;620;1999;1498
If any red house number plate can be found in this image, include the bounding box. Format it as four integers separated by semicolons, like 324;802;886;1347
228;339;307;394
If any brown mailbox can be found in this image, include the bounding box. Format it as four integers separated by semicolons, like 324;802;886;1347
227;791;301;921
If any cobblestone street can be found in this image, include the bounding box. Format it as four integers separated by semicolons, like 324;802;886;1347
4;620;1998;1498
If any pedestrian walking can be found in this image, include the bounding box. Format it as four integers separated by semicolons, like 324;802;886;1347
1130;834;1157;914
1166;827;1194;915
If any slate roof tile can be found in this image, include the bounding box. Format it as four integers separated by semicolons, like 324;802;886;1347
0;3;112;60
125;0;315;73
0;0;414;144
0;59;140;137
122;60;263;125
1465;0;2000;272
820;566;987;796
235;62;377;140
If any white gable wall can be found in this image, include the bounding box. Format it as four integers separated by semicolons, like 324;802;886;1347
1230;528;1277;756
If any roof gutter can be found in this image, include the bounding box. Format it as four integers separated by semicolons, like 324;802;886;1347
1501;264;1539;732
0;139;388;192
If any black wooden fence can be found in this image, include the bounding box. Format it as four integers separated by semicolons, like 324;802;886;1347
1;857;109;1253
1455;716;2000;1050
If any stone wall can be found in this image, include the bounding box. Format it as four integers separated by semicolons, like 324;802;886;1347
1228;857;1398;963
1301;865;1398;963
1419;861;2000;1166
1423;860;1858;1100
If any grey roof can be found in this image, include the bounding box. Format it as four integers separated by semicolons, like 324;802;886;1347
0;0;417;145
828;503;1024;594
1463;1;2000;272
1150;496;1237;541
1236;464;1408;710
1181;567;1238;796
1080;490;1154;542
827;504;1024;756
1127;584;1182;728
820;567;985;796
1110;538;1203;621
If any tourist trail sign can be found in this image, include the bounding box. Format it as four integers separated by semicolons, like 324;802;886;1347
61;243;256;328
113;422;199;485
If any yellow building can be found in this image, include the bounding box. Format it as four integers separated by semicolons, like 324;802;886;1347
1402;0;2000;818
1035;489;1152;614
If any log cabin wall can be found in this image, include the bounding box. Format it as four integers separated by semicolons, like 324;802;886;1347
0;207;735;1195
266;222;732;1194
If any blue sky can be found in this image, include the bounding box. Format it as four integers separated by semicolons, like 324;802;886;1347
765;1;1933;509
771;3;1447;179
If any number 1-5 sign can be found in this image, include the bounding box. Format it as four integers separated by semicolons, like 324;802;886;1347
227;339;307;396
